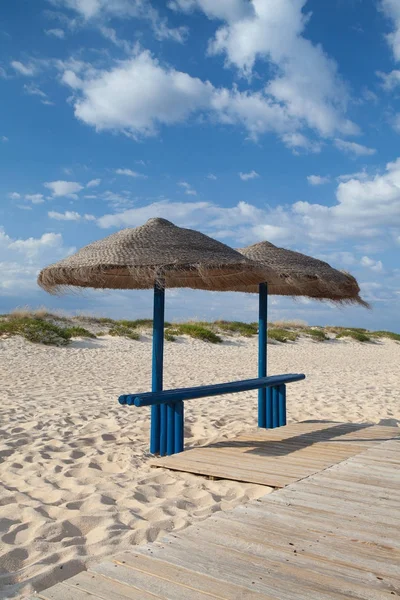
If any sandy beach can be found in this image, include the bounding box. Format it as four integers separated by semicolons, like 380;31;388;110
0;334;399;599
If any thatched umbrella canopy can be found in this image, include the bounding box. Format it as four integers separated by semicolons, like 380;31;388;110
238;241;368;307
38;218;276;293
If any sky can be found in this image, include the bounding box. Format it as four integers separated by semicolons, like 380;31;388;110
0;0;399;330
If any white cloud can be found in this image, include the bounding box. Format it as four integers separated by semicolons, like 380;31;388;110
380;0;400;61
96;155;400;247
239;170;259;181
281;133;322;154
101;190;135;209
47;0;188;43
178;181;197;195
0;227;74;295
62;51;215;138
86;178;101;187
96;199;291;245
44;180;84;198
8;192;21;200
1;135;9;142
361;256;384;272
23;83;54;105
48;210;95;221
334;138;376;156
377;69;400;90
115;168;146;178
207;173;217;180
45;28;65;38
336;170;369;183
59;48;354;147
392;113;400;133
172;0;358;138
25;194;45;204
307;175;330;186
24;84;47;99
293;157;400;241
11;60;36;76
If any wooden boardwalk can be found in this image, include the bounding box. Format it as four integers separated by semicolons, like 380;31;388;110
154;421;399;487
33;424;400;600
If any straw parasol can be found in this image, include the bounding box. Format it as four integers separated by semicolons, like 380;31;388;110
38;218;276;293
237;241;368;307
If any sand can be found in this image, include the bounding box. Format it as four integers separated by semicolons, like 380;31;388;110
0;333;399;598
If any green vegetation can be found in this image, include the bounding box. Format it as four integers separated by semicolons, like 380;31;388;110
118;319;153;328
2;311;399;347
164;330;177;342
268;328;299;343
214;320;258;337
303;328;328;342
108;325;140;340
0;317;71;346
336;330;371;343
176;323;222;343
63;326;96;339
371;330;400;342
118;319;172;329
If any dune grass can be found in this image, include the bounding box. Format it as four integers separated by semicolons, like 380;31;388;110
108;325;140;340
175;323;222;343
371;330;400;342
302;328;328;341
336;330;371;343
268;328;300;343
2;311;399;347
0;317;71;346
63;326;96;339
214;320;258;337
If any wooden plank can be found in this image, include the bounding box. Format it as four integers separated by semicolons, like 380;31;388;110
92;556;275;600
153;422;399;486
32;580;103;600
112;551;276;599
61;571;160;600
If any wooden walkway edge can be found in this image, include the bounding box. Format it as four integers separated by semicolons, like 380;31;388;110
32;423;400;600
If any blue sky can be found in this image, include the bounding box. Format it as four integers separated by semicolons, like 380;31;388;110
1;0;399;330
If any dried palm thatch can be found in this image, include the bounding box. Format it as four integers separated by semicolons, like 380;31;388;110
237;241;369;307
38;218;276;294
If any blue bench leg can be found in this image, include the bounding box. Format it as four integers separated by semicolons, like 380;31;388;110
156;401;184;457
150;405;160;454
167;403;175;456
272;386;279;428
266;387;272;428
258;389;266;428
278;384;287;426
174;401;184;454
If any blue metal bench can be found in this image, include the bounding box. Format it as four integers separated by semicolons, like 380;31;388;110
119;373;305;457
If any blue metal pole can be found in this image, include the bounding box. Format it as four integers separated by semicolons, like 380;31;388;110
166;403;175;456
174;401;184;454
272;386;279;428
150;282;165;455
278;384;287;426
258;282;268;428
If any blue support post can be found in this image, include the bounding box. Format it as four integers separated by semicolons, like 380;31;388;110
266;388;273;428
150;282;165;455
166;403;175;456
272;386;279;428
278;384;287;426
174;401;184;454
258;282;268;428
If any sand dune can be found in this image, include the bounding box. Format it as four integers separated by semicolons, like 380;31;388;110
0;334;399;598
